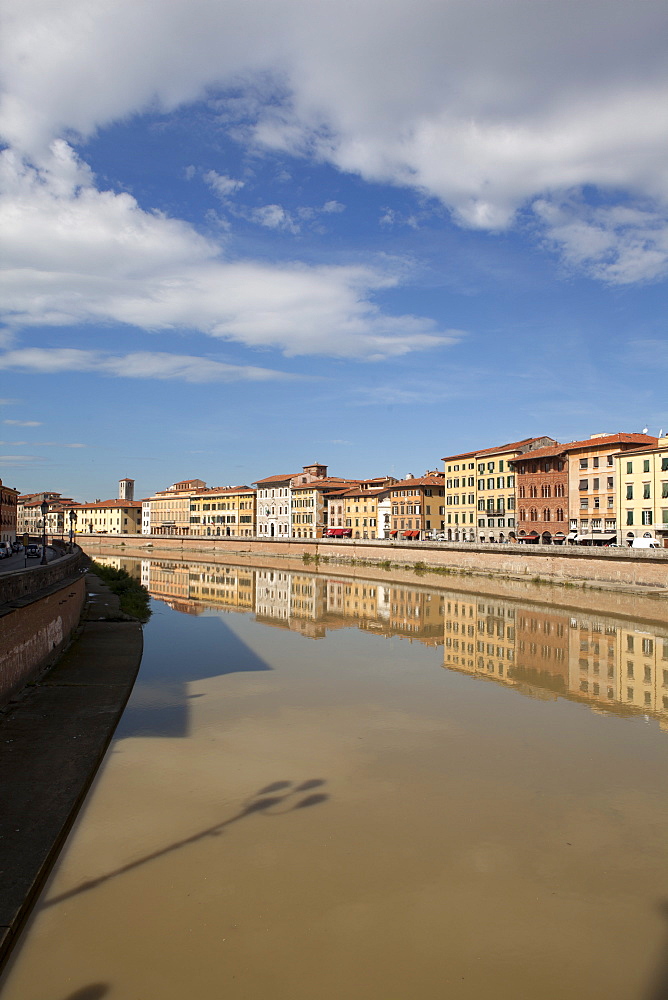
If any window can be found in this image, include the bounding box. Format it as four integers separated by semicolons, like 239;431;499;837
627;461;633;474
555;483;564;497
556;507;564;521
580;498;589;509
643;483;651;499
542;484;551;498
626;511;634;525
626;485;633;500
663;482;668;498
579;479;588;490
543;508;551;521
593;478;599;491
642;510;653;525
518;486;525;499
662;457;668;472
644;459;651;473
593;457;599;468
607;477;614;489
580;458;588;469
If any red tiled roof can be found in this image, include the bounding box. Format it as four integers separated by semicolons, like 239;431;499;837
253;473;300;485
508;433;657;464
442;437;553;462
70;500;142;510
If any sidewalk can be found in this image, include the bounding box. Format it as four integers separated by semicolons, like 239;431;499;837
0;573;143;970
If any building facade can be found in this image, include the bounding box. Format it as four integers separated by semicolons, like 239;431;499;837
510;433;657;543
147;479;206;534
70;499;142;534
389;473;445;539
616;436;668;546
188;486;256;537
0;480;19;544
443;437;555;542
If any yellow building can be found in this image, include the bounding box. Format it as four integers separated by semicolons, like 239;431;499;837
188;486;256;537
616;436;668;546
442;437;555;542
70;499;142;534
334;485;383;539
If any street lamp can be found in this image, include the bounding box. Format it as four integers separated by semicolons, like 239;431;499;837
68;509;78;551
40;499;49;565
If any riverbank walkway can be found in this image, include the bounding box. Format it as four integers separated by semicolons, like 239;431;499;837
0;574;143;971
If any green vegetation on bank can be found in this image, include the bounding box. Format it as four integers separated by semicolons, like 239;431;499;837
90;561;152;623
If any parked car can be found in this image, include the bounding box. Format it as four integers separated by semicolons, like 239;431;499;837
0;543;10;559
11;540;22;552
26;543;42;558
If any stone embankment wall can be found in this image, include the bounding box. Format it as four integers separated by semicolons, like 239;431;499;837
81;534;668;590
80;534;668;627
0;550;88;707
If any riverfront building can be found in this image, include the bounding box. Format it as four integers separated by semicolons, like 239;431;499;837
0;480;19;544
188;486;256;537
69;499;142;534
442;437;555;543
388;472;445;539
615;436;668;546
291;477;360;538
510;432;657;544
146;479;206;535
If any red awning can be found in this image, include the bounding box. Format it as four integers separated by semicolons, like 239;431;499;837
327;528;345;536
390;530;398;536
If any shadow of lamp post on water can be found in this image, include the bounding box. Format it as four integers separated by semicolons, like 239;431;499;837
43;779;330;909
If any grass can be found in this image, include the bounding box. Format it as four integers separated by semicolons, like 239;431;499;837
90;560;152;623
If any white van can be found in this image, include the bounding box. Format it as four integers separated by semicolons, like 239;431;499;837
631;537;660;549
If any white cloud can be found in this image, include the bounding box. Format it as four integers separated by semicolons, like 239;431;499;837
0;144;449;359
251;203;299;232
534;199;668;284
2;3;666;242
322;201;344;214
3;418;42;426
2;1;666;281
0;348;300;382
203;169;245;198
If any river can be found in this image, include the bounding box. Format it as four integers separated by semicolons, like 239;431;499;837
2;555;668;1000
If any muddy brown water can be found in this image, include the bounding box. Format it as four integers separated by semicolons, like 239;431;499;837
2;558;668;1000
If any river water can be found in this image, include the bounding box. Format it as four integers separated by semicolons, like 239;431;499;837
2;556;668;1000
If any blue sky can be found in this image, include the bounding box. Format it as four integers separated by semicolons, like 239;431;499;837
1;0;667;501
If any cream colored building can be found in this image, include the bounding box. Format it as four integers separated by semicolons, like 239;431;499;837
70;499;142;534
146;479;206;534
188;486;256;537
616;436;668;546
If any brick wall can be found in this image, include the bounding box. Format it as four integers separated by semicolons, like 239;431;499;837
0;576;86;706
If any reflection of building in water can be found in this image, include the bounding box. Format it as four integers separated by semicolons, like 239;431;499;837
568;617;621;706
570;620;668;723
444;599;515;678
146;560;191;605
441;594;668;730
255;569;291;622
515;609;569;694
188;564;255;612
287;574;329;638
388;587;444;644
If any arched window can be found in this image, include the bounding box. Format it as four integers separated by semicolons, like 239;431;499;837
519;507;526;522
530;485;538;498
541;484;551;498
530;508;538;521
555;483;564;497
518;486;525;498
543;508;551;521
556;507;564;521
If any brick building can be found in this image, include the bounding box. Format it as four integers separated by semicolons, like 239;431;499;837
0;480;19;544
